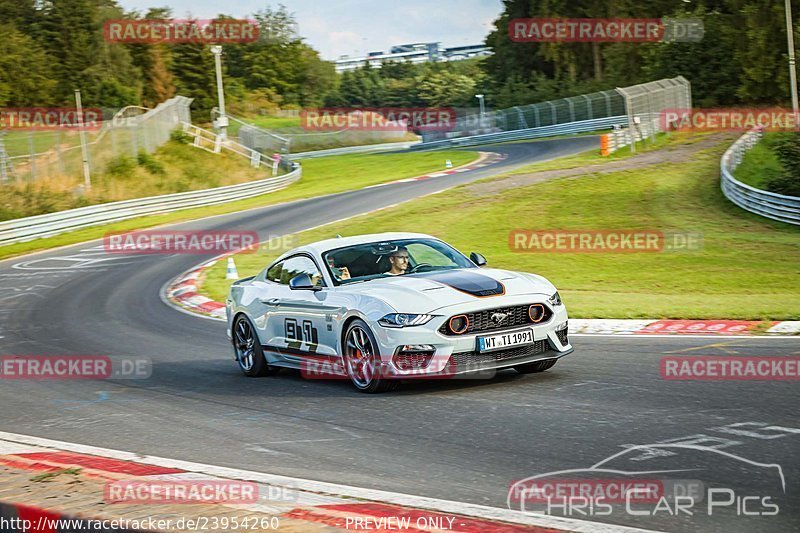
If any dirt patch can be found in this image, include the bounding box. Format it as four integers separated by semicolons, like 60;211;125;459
467;133;737;196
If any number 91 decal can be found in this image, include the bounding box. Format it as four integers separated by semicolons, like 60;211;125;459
285;318;318;353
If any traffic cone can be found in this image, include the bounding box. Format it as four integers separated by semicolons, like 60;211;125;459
225;257;239;280
445;159;453;168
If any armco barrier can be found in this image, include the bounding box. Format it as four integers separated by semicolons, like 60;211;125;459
411;115;627;150
0;163;300;245
721;128;800;226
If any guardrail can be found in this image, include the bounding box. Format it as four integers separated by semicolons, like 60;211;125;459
411;116;627;150
0;139;301;246
720;129;800;226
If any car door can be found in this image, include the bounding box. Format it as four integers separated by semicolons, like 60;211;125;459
268;255;339;364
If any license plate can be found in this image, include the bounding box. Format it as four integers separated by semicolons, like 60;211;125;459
477;329;534;353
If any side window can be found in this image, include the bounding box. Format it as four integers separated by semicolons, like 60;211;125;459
281;256;324;287
266;261;285;283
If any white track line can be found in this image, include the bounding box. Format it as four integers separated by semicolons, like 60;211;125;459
0;431;658;533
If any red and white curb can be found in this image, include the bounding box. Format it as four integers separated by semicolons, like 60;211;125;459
166;267;800;337
570;319;800;336
0;431;657;533
165;259;227;320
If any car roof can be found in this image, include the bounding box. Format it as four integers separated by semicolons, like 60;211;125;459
276;232;438;261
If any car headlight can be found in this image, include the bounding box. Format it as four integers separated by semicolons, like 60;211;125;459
379;313;435;328
548;291;563;307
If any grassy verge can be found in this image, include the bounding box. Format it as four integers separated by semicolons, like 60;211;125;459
202;134;800;319
734;133;785;189
0;150;477;260
0;138;270;221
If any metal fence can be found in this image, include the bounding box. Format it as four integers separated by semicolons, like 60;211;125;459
421;76;691;146
721;128;800;226
617;77;691;147
0;123;300;245
412;115;626;151
216;110;413;155
0;96;193;185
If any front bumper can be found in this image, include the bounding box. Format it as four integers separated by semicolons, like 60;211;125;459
371;300;572;378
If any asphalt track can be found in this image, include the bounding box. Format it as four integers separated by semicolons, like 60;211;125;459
0;137;798;532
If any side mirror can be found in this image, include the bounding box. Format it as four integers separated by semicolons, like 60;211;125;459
470;252;487;266
289;273;321;291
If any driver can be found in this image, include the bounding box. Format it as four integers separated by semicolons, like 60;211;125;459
385;247;410;276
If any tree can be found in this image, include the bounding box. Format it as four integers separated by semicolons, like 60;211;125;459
0;24;56;106
416;70;477;107
36;0;101;104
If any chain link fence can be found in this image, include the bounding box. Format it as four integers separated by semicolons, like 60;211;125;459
0;96;192;185
421;76;691;144
617;77;692;147
215;109;414;156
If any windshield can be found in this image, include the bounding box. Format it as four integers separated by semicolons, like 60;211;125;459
323;238;476;285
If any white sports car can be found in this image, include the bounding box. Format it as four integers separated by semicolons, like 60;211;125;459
226;232;572;393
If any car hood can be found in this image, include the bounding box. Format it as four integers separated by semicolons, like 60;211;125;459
341;268;555;313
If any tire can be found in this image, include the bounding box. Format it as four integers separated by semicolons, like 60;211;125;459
514;359;557;374
343;319;397;393
232;315;279;377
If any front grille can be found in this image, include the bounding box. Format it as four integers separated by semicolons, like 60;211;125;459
438;304;552;336
556;326;568;346
393;351;434;370
448;340;549;369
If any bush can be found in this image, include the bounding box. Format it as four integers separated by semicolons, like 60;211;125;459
170;128;192;144
137;150;166;175
105;156;137;177
766;133;800;197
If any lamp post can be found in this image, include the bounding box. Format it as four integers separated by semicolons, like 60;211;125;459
210;45;228;141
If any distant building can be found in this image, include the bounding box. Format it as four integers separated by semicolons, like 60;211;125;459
333;42;491;73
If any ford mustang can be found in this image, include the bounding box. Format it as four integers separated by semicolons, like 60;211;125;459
226;232;572;393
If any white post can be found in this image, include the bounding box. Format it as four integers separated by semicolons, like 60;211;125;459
210;46;228;141
75;89;91;191
0;133;9;183
786;0;799;114
476;94;485;127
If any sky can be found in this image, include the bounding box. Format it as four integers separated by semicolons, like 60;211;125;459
116;0;502;59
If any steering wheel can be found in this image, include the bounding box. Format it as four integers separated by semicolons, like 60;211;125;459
407;262;432;274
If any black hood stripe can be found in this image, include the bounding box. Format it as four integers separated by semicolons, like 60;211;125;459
414;270;505;297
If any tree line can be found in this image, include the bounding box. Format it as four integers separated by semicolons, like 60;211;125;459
0;1;335;120
0;0;798;122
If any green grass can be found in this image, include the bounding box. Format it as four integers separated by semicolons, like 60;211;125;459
202;135;800;320
734;133;785;189
247;115;302;130
0;150;477;260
